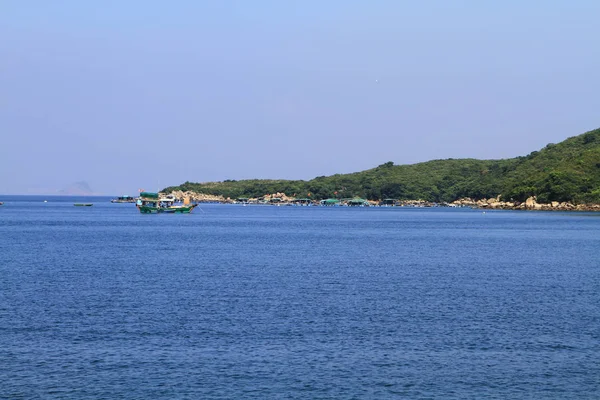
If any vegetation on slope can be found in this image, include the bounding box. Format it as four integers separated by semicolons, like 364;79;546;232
163;128;600;204
500;129;600;203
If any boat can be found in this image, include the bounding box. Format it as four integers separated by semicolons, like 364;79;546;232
0;202;3;206
136;192;197;214
111;195;136;203
74;203;93;207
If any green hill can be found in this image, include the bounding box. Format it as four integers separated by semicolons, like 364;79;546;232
500;129;600;203
163;128;600;204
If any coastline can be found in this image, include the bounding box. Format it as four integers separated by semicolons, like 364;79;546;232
163;190;600;211
1;192;598;211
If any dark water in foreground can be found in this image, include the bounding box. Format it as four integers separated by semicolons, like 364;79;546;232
1;196;599;399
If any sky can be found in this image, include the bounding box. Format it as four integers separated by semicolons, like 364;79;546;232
1;1;599;195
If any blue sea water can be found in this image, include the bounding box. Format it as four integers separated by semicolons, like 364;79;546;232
1;196;599;399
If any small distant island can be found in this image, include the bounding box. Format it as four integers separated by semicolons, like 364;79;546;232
163;128;600;211
59;181;96;196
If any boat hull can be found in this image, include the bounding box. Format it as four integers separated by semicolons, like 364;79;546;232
138;205;196;214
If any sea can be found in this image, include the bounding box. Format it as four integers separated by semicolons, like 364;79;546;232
1;195;599;399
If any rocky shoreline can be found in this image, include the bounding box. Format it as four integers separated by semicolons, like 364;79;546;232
451;196;600;211
163;190;600;211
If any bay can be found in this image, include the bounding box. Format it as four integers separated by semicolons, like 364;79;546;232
1;196;599;399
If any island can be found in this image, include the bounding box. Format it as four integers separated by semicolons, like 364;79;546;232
162;128;600;211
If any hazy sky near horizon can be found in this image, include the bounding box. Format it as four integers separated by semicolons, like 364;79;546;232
1;1;599;195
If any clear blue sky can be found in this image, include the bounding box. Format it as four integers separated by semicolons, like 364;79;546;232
1;1;599;195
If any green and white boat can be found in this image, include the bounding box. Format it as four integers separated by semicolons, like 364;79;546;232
136;192;197;214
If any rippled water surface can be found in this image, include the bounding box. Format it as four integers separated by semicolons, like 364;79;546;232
1;196;599;399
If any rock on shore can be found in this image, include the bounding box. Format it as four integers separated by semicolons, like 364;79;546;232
452;196;600;211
